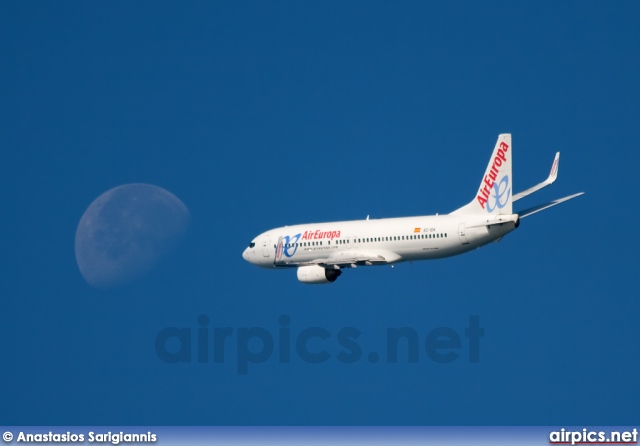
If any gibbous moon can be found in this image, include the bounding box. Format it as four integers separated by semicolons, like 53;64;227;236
75;184;190;288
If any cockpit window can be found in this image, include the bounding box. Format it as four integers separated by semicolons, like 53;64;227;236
249;242;255;248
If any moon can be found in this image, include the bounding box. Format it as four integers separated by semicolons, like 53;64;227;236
75;183;190;288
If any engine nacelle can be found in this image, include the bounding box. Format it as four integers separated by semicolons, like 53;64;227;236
297;265;342;284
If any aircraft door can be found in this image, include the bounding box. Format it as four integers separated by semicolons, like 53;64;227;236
458;224;469;245
263;238;271;257
353;235;360;248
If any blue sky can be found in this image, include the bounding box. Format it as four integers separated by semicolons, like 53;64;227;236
1;1;638;425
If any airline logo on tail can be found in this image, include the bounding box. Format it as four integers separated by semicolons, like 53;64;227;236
477;141;510;211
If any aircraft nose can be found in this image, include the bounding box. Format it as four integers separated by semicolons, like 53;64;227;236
242;248;249;261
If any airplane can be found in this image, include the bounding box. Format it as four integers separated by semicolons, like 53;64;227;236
242;134;583;283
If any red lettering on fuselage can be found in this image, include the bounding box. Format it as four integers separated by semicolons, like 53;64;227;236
301;229;341;240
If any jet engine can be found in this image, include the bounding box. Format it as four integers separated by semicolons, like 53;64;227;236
297;265;341;284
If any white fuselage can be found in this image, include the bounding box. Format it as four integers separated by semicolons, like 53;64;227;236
242;213;519;269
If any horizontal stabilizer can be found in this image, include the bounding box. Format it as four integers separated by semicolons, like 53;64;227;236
513;152;559;202
466;213;519;229
517;192;584;218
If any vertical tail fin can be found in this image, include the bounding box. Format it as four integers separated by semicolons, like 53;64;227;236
451;134;513;215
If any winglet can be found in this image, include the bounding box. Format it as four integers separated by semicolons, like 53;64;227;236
512;152;559;202
548;152;560;183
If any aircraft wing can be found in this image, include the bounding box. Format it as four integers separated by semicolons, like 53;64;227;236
311;250;402;268
517;192;584;218
512;152;559;202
